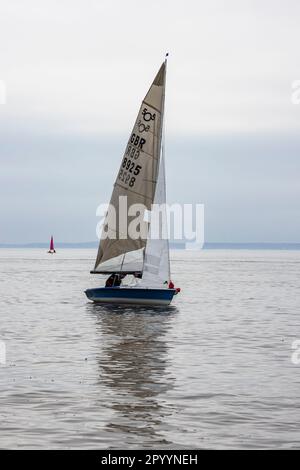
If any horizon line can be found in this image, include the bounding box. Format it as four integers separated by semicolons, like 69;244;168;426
1;241;300;250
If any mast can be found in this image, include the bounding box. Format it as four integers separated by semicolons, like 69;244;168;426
161;53;171;281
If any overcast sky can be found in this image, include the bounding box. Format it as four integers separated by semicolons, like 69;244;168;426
1;0;300;243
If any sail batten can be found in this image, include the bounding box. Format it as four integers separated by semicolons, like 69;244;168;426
93;61;166;273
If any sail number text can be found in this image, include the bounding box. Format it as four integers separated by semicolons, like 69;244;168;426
117;133;146;188
118;158;142;188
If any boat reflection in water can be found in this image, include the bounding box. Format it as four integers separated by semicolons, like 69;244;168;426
87;304;178;447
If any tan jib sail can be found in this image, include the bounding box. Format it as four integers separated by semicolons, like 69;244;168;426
92;61;166;273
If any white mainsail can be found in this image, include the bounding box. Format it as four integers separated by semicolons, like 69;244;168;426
139;143;170;288
93;61;167;274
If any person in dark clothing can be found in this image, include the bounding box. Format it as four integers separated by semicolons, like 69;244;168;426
105;273;121;287
105;274;114;287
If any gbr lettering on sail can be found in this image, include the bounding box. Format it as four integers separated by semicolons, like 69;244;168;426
117;105;157;190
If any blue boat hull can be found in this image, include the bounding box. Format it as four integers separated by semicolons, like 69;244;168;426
85;287;176;306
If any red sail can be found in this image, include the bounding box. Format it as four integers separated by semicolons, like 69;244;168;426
50;236;54;251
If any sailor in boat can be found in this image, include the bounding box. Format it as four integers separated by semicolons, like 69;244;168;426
104;271;143;288
105;274;121;287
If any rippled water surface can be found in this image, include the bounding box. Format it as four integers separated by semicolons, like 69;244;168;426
0;249;300;449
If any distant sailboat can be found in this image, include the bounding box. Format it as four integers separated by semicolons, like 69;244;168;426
48;236;56;254
85;55;180;305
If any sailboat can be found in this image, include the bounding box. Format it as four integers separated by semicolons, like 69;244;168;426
85;55;179;306
48;235;56;253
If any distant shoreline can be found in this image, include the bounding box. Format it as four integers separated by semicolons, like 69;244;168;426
1;242;300;250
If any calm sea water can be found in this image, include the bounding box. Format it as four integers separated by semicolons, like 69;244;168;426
0;249;299;449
